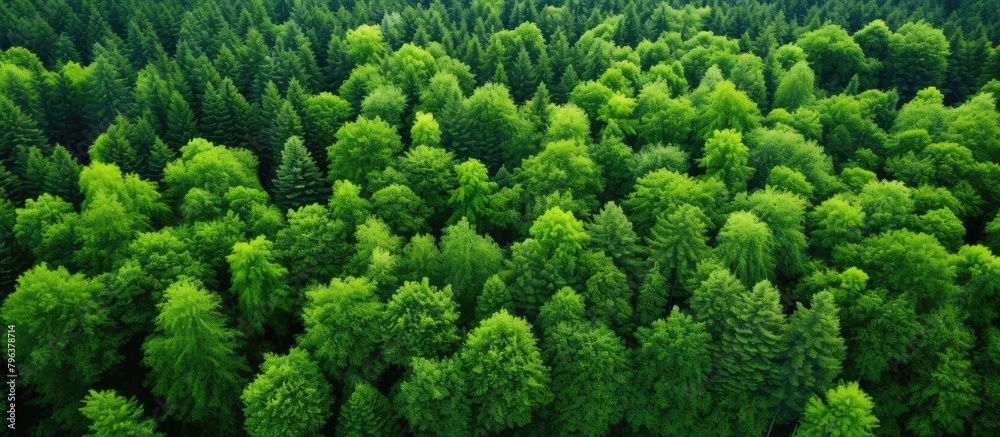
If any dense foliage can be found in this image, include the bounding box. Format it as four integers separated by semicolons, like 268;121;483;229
2;0;1000;435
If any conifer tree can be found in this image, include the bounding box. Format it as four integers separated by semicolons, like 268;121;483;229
336;383;400;437
164;91;197;148
241;348;333;437
79;389;163;437
272;136;325;213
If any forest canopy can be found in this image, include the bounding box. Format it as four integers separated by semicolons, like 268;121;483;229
2;0;1000;435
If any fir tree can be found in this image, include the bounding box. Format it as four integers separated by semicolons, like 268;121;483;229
272;136;326;213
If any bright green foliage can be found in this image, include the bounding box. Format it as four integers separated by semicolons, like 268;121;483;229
274;204;349;287
544;321;630;436
773;61;816;111
954;245;1000;328
809;196;866;254
74;190;149;274
397;357;471;437
518;139;603;211
689;268;747;341
227;236;290;334
715;211;775;286
629;308;713;435
328;116;403;186
382;279;461;366
163;138;261;199
272;136;326;213
738;187;809;277
1;264;123;424
774;291;847;422
13;193;78;266
361;84;407;128
397;145;456;221
398;234;444;285
536;286;586;334
625;169;727;233
635;82;696;147
411;112;442;148
583;261;634;333
329;180;371;230
142;279;249;427
439;218;503;313
371;184;432;236
700;129;752;193
697;81;761;139
302;92;351;165
298;277;383;378
838;229;956;313
530;206;589;277
648;204;710;285
635;267;670;326
350;216;402;280
241;348;333;437
345;25;386;65
448;159;496;229
336;383;400;437
460;310;552;432
799;382;879;437
475;275;513;322
79;390;162;437
545;104;590;144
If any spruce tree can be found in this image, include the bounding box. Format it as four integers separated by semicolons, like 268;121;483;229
272;136;326;213
164;91;197;149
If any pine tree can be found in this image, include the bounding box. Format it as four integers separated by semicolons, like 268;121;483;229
272;136;326;213
510;46;536;104
0;96;47;168
226;236;290;335
200;78;252;149
774;291;846;423
164;91;197;149
648;204;710;287
635;266;669;326
712;280;788;435
43;147;81;204
79;389;162;437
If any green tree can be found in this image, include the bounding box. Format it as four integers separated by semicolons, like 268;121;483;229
799;382;879;437
460;310;552;432
1;264;124;427
275;204;350;287
648;204;711;287
888;22;950;99
397;357;471;437
327;116;402;186
302;92;351;167
715;211;775;286
345;25;386;65
142;279;249;428
336;383;400;437
518;139;603;212
697;81;761;139
164;91;198;148
628;308;713;436
201;78;253;148
361;84;407;129
382;279;461;366
773;61;816;111
774;291;846;422
272;136;326;213
298;277;383;379
449;83;527;169
544;321;630;436
439;217;503;314
738;187;809;277
241;348;333;437
699;129;753;193
397;145;456;224
712;280;787;436
587;201;642;278
797;25;869;92
79;390;162;437
227;236;290;334
447;159;496;229
410;112;442;148
371;184;432;236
